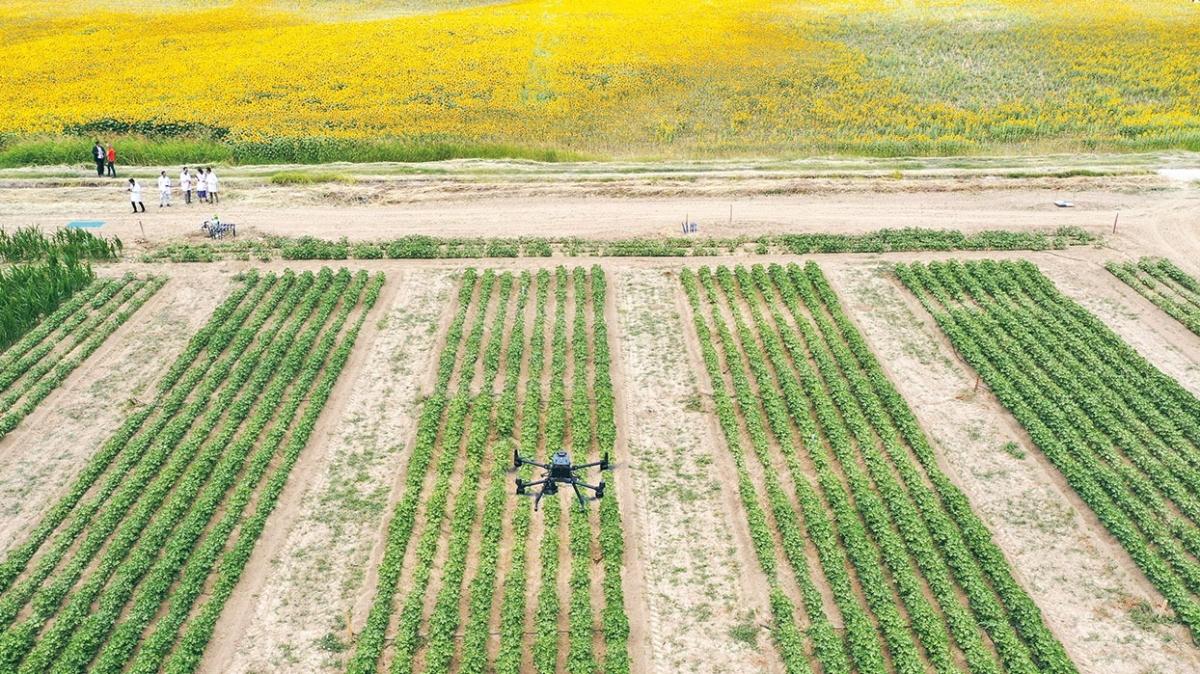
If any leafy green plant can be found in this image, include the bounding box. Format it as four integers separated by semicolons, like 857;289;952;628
0;257;95;350
347;264;631;674
141;227;1097;263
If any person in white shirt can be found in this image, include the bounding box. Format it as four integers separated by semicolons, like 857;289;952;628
206;168;219;205
180;167;192;205
157;171;172;208
127;178;145;213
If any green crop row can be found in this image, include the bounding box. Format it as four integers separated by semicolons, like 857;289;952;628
0;271;291;665
1107;257;1200;336
4;271;325;672
415;272;516;674
590;265;629;674
679;267;814;674
141;227;1096;264
163;271;385;674
345;269;480;674
458;272;531;674
0;257;95;350
0;266;384;673
350;268;496;671
899;259;1200;642
494;269;550;674
0;272;287;655
0;277;112;376
0;227;120;262
681;261;1077;673
41;271;353;674
387;270;502;674
347;264;629;673
567;267;596;674
790;263;1072;672
0;272;266;600
532;267;570;674
106;271;371;674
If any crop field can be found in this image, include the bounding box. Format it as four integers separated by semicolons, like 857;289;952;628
679;262;1074;673
896;259;1200;647
4;232;1200;673
349;265;628;674
0;267;382;674
3;0;1200;663
2;0;1199;164
0;272;164;441
1107;258;1200;336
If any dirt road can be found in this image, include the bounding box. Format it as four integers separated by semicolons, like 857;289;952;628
0;162;1196;264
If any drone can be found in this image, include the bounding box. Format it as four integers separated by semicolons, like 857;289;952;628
514;449;609;511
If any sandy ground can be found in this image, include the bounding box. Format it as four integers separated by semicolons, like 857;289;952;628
0;168;1196;255
612;268;775;674
201;270;454;674
0;270;230;554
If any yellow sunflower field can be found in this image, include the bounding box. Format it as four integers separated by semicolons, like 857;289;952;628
1;0;1198;162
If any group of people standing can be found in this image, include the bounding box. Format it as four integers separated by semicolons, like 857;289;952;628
126;167;219;213
91;141;116;177
90;142;223;214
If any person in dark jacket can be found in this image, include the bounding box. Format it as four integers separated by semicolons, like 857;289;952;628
92;141;105;176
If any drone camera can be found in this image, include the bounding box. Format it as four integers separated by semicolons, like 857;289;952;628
549;452;573;479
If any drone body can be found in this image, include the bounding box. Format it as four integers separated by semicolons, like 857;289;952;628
514;449;609;510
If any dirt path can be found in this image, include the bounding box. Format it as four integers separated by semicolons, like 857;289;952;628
2;170;1196;258
613;267;779;674
203;270;453;674
0;270;229;554
822;258;1200;674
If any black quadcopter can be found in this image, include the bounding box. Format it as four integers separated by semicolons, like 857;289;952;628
514;449;609;510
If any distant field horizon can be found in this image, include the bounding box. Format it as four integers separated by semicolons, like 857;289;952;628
2;0;1199;165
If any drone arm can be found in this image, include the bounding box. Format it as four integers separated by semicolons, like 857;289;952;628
573;453;611;471
521;478;551;488
570;479;602;491
515;456;549;471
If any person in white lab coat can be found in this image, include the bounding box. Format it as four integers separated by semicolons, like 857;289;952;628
206;167;219;205
127;178;145;213
157;171;172;208
180;167;192;205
